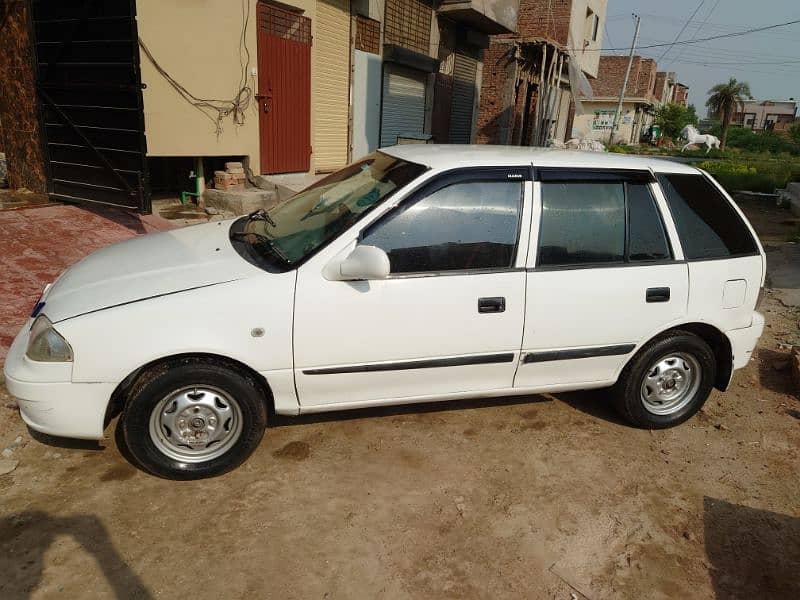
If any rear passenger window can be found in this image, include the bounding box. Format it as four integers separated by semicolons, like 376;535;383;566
657;173;758;259
537;178;671;267
538;182;625;265
628;183;671;261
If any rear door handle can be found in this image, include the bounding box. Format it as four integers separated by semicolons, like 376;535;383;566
646;287;670;303
478;297;506;313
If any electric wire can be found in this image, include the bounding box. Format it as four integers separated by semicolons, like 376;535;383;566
137;0;253;136
657;0;706;62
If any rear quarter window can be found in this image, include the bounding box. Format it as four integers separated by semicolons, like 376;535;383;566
657;173;758;260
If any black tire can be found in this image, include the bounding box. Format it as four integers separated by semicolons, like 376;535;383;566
119;358;268;480
611;331;716;429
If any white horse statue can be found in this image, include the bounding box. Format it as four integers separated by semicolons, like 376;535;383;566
681;125;720;153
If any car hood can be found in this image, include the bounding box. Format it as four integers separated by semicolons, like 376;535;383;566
42;220;263;322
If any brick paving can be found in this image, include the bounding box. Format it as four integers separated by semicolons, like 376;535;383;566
0;204;174;363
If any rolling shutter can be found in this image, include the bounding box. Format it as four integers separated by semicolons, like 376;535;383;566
314;0;350;172
449;50;478;144
380;65;427;147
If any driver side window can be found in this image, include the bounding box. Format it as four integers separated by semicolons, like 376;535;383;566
362;179;523;274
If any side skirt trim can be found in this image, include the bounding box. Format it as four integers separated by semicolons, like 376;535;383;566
522;344;635;364
302;353;516;375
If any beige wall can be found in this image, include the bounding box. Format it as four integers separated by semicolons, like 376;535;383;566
573;100;639;143
138;0;318;173
569;0;606;79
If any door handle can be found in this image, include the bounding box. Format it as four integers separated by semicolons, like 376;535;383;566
478;297;505;313
646;287;670;303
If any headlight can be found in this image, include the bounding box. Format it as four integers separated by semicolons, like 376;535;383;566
26;316;73;362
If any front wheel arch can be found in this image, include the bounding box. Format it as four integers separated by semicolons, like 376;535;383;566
105;353;274;428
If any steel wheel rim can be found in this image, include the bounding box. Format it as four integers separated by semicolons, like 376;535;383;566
148;385;243;463
640;352;701;416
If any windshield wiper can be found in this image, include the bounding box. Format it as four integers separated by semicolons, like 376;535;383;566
247;208;276;227
230;231;291;264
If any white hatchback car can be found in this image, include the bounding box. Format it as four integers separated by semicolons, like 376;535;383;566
5;146;765;479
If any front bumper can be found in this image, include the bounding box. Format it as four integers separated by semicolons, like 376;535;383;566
5;375;115;440
3;320;114;440
728;311;765;371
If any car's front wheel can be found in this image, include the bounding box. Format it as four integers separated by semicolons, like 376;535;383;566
119;359;268;479
612;331;716;429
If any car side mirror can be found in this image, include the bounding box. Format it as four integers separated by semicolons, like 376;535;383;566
327;245;390;281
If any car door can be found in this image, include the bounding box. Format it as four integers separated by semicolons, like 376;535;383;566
293;167;532;408
514;168;690;389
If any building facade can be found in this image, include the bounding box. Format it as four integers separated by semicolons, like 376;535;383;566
671;82;689;107
732;99;797;132
0;0;517;213
572;55;660;144
475;0;608;146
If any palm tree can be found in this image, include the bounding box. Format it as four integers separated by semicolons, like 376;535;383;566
706;78;752;150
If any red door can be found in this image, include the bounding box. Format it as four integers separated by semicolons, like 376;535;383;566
257;3;312;174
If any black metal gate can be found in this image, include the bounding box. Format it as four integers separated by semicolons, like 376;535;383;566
30;0;151;213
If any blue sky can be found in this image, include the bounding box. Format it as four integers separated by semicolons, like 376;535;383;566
602;0;800;112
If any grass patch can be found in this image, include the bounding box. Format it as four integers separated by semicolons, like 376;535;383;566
607;145;800;193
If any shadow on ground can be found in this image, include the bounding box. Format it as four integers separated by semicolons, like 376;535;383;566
757;347;797;396
548;388;629;426
0;512;152;599
271;393;553;426
269;387;627;428
705;497;800;599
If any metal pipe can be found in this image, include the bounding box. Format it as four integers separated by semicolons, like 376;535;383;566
181;157;204;205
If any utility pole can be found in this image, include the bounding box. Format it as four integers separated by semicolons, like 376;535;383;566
609;13;640;146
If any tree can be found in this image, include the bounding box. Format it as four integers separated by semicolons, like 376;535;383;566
654;103;698;139
790;121;800;145
706;78;752;150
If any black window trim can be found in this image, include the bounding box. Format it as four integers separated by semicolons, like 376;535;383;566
534;167;656;183
533;170;674;270
656;171;761;262
358;166;532;278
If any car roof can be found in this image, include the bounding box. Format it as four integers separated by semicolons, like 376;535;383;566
380;144;699;175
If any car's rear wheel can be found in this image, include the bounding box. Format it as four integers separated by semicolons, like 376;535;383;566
119;359;268;479
612;331;716;429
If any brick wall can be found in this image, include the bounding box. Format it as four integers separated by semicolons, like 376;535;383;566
591;56;656;99
635;58;656;99
672;84;689;107
653;72;667;103
476;41;518;144
591;56;637;97
513;0;572;43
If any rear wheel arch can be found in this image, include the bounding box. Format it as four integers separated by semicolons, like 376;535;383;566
105;353;275;427
623;323;733;391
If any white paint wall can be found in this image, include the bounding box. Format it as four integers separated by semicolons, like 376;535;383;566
352;50;382;159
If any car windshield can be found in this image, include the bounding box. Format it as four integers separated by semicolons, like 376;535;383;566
242;152;426;264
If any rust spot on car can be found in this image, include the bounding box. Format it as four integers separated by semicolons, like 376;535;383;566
272;441;310;460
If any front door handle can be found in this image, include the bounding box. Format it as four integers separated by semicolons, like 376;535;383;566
478;297;506;313
646;287;670;303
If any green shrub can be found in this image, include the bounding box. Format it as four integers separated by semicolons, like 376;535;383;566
696;160;756;175
608;145;633;154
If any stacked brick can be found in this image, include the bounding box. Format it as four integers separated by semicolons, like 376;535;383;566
214;162;246;191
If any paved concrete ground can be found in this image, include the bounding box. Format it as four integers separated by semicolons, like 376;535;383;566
0;197;798;599
0;204;173;361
